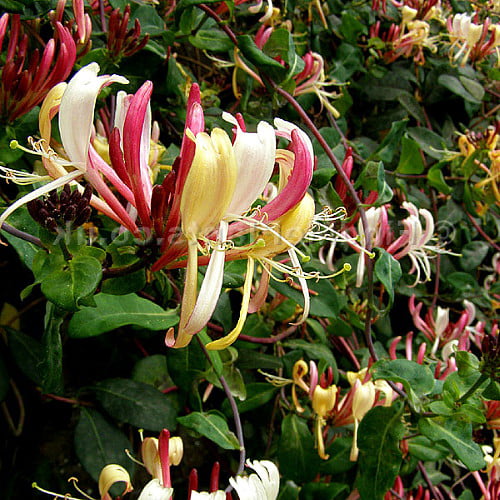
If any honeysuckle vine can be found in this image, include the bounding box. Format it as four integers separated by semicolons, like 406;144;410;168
1;1;499;499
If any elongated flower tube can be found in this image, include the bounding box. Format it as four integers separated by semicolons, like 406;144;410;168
1;63;159;239
0;13;76;122
167;129;238;349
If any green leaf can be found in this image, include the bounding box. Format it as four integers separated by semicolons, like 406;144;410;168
374;250;402;307
7;328;44;385
95;378;179;432
396;136;424;174
68;293;179;338
418;416;485;470
397;93;426;124
299;482;348;500
371;359;434;411
40;303;64;394
263;29;304;76
177;411;240;450
40;255;102;312
189;29;233;51
130;4;166;35
371;120;407;163
278;481;300;500
278;414;320;482
222;383;277;415
407;127;447;159
438;75;481;104
427;163;452;194
320;437;356;474
132;354;172;389
407;436;449;461
357;404;405;500
74;408;133;481
460;241;489;271
459;76;484;101
284;339;337;375
1;205;40;270
483;381;500;401
237;34;287;82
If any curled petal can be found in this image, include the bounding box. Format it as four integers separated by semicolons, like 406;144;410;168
98;464;133;500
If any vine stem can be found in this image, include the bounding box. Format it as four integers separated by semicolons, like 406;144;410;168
1;222;42;247
197;337;246;477
238;325;297;344
418;461;445;500
265;78;378;362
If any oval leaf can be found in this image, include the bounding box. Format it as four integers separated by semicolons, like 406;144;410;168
177;411;240;450
74;407;134;481
68;293;179;337
95;378;179;432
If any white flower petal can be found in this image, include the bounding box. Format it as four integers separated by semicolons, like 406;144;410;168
137;479;173;500
59;63;128;171
225;121;276;217
184;221;229;335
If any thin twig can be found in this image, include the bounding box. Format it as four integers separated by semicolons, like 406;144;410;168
197;338;246;478
1;222;42;247
239;325;297;344
466;210;500;252
418;461;445;500
264;79;378;363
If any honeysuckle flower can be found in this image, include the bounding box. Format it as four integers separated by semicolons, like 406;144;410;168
229;459;280;500
0;63;159;239
409;295;475;354
350;379;376;461
386;201;457;285
99;464;134;500
447;13;499;66
0;11;76;123
156;88;315;350
291;360;338;459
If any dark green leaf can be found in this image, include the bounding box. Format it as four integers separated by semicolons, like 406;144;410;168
408;127;447;159
189;30;233;51
320;437;356;474
407;436;449;461
2;206;40;270
68;293;178;338
374;250;402;307
357;404;404;500
397;93;426;124
396;136;424;174
177;411;240;450
299;482;348;500
222;382;277;415
278;414;320;482
371;120;407;163
41;255;102;312
74;408;133;481
95;378;179;432
418;416;485;470
372;359;434;411
237;34;287;82
7;328;44;385
438;75;482;104
460;241;489;271
40;303;64;394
